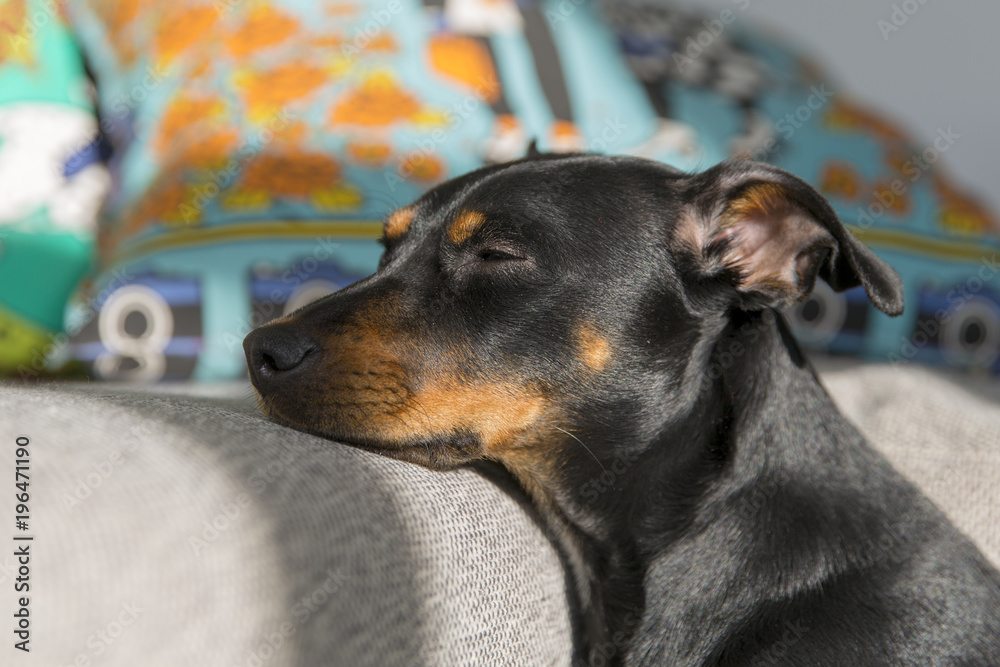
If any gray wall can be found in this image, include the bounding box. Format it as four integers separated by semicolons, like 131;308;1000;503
667;0;1000;218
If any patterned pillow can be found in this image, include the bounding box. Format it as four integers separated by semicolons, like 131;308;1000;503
63;0;710;381
62;0;1000;381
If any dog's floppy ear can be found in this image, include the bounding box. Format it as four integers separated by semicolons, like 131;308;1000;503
678;159;904;316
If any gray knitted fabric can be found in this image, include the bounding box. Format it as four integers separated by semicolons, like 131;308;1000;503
0;383;572;666
0;359;998;665
814;357;1000;570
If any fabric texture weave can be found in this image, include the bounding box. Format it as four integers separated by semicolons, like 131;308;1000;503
1;357;997;664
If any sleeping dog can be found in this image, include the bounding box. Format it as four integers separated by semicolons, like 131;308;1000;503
244;155;1000;665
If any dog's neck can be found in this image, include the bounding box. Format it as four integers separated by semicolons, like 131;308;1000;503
536;310;905;665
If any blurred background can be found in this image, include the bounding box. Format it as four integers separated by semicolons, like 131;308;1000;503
670;0;1000;215
1;0;999;383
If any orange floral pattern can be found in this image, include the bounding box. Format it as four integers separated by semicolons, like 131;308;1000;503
88;0;144;36
85;0;146;64
399;153;444;182
169;130;242;169
934;175;999;235
270;119;310;146
365;33;398;54
819;162;861;201
154;95;239;169
237;62;330;115
0;0;28;64
824;98;908;144
428;34;499;102
311;34;346;50
153;5;218;66
325;3;361;18
240;152;342;198
225;6;300;58
312;184;364;210
156;95;226;149
872;180;911;217
346;142;392;167
330;75;423;127
109;176;198;256
79;0;486;240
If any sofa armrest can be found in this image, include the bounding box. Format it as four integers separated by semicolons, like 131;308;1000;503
0;383;573;666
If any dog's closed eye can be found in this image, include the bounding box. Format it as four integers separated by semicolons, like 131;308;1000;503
477;247;525;263
454;244;534;278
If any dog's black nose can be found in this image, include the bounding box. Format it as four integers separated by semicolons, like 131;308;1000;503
243;325;319;395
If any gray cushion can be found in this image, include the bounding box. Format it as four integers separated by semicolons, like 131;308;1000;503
1;358;998;665
0;383;572;666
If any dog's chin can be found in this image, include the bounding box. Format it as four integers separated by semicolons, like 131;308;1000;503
258;403;481;470
338;433;482;470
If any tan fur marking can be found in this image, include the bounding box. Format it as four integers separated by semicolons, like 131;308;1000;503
447;210;486;245
404;380;547;450
384;206;415;241
576;325;611;372
498;444;566;510
676;182;819;302
675;209;709;257
721;183;830;296
676;185;793;258
720;183;793;228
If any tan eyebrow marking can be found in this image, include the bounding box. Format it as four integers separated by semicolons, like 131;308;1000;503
576;324;611;372
446;209;486;245
384;206;415;241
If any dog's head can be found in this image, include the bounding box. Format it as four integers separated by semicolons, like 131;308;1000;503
244;155;903;498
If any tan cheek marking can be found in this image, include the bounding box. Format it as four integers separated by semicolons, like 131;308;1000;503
576;325;611;372
446;209;486;245
401;380;548;452
384;206;415;241
372;377;566;488
363;376;567;507
406;381;566;505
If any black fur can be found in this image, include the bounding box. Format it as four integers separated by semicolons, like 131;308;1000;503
244;155;1000;666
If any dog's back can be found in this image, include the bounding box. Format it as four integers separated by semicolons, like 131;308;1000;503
628;311;1000;666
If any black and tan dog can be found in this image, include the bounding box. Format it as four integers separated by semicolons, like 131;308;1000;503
244;155;1000;666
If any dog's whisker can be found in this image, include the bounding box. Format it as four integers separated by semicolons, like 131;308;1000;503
405;393;434;430
540;419;606;474
382;409;412;434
